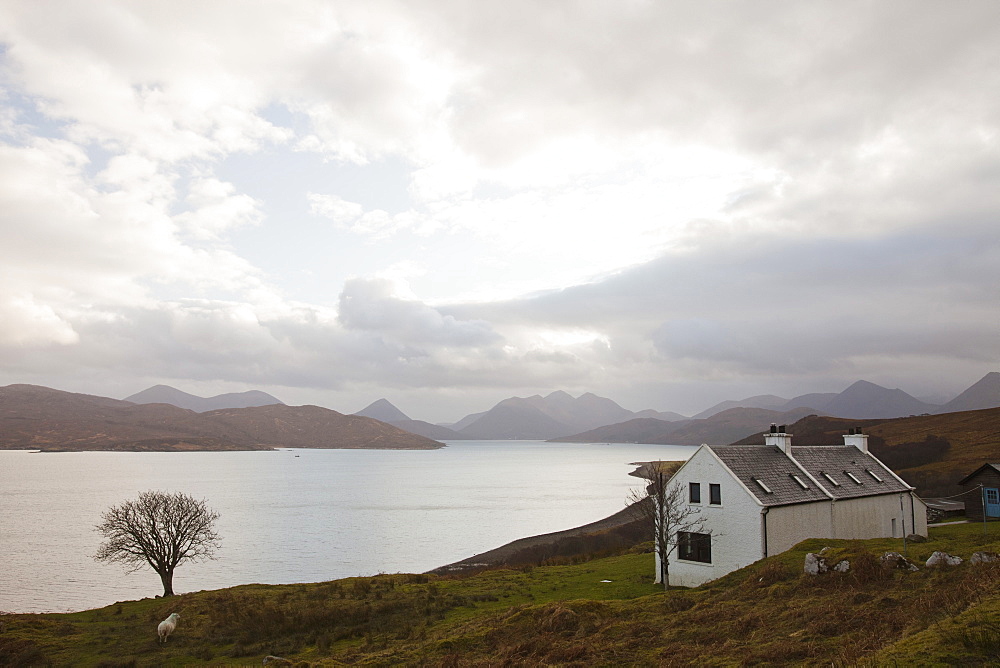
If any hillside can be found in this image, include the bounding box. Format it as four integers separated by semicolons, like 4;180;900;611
124;385;284;412
554;406;819;445
4;523;999;666
733;407;1000;496
0;385;442;451
389;418;464;440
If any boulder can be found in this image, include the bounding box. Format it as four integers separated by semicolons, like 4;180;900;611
970;551;1000;565
804;552;828;575
906;534;927;543
925;551;963;567
833;559;850;573
881;551;919;571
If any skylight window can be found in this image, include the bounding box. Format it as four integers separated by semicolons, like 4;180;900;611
790;474;809;490
822;472;841;487
866;469;884;483
752;477;773;494
844;471;863;484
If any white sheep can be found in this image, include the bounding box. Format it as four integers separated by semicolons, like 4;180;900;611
157;612;180;643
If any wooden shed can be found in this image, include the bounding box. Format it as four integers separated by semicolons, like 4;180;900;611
958;463;1000;522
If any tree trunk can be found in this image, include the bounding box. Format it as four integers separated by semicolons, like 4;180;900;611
159;570;175;597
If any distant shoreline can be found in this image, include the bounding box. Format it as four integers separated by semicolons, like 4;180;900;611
429;504;643;575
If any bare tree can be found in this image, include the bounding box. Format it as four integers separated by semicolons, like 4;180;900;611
95;491;220;597
628;461;706;590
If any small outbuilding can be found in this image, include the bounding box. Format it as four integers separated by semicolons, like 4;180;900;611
958;463;1000;522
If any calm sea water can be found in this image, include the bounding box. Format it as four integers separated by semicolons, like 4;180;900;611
0;440;695;613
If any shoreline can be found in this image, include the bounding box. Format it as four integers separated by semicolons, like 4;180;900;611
429;503;645;575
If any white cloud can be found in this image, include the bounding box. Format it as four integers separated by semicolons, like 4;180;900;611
176;177;263;240
0;0;998;421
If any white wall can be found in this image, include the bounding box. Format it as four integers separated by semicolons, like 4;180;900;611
664;447;764;588
832;493;927;539
767;501;834;554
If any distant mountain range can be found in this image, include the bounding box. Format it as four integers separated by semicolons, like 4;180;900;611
553;406;821;446
0;385;441;451
124;385;284;412
7;372;996;450
355;373;1000;445
354;399;465;441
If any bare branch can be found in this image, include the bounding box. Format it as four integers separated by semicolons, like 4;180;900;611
94;490;220;597
627;460;705;589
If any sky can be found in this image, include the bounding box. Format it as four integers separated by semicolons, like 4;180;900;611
0;1;998;423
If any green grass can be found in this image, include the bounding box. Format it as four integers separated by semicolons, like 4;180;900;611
4;525;1000;666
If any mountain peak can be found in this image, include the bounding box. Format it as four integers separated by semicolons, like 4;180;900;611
354;399;410;423
823;380;935;419
941;372;1000;412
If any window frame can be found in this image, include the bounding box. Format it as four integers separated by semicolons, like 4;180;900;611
677;531;712;563
709;483;722;505
689;482;701;504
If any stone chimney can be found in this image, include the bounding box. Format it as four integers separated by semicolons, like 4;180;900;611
764;423;793;455
843;427;869;453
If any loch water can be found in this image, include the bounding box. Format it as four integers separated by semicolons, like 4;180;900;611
0;440;696;613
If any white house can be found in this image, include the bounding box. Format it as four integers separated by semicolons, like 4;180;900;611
658;426;928;587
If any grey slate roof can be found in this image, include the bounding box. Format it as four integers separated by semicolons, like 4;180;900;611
708;444;912;507
708;445;830;507
791;446;911;499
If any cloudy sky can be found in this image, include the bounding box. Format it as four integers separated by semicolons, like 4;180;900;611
1;1;997;422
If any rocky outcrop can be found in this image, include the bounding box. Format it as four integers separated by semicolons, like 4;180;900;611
881;551;919;571
804;552;828;575
925;551;963;567
804;548;849;575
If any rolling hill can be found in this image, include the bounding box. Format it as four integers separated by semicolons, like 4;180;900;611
5;523;999;666
0;384;442;451
124;384;284;412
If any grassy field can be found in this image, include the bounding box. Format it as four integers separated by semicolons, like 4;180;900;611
4;522;1000;666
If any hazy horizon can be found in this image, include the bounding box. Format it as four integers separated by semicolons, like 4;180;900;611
2;2;998;423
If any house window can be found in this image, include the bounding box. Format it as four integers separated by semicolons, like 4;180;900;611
822;472;841;487
790;474;809;490
709;483;721;505
678;531;712;563
844;471;863;484
865;468;884;483
689;482;701;503
752;477;773;494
